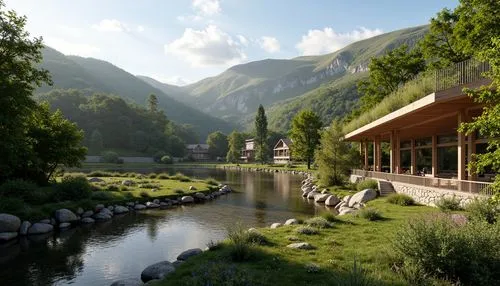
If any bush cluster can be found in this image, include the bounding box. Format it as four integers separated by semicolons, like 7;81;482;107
100;151;123;164
435;196;462;211
54;175;92;201
386;193;415;206
466;198;499;224
393;214;500;285
356;179;379;191
357;207;383;221
296;226;319;235
305;217;332;228
226;224;263;262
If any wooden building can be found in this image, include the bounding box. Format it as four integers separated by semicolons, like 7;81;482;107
344;59;495;195
185;144;210;161
240;139;255;162
273;139;292;164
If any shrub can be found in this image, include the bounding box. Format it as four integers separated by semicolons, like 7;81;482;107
172;172;191;182
226;224;257;262
206;178;218;186
296;226;319;235
106;185;120;192
160;155;173;164
100;151;123;164
356;179;378;191
246;230;269;245
358;207;383;221
466;198;499;224
140;191;151;198
386;193;415;206
322;212;339;223
0;197;25;214
0;179;40;203
305;217;331;228
86;171;112;177
91;191;115;201
148;173;157;179
54;175;92;201
393;214;500;285
153;150;167;163
157;173;170;180
435;196;462;211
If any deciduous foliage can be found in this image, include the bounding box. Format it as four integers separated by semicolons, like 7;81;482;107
25;103;87;183
289;110;322;169
147;93;158;113
315;121;359;186
206;131;228;159
226;131;246;163
459;37;500;200
356;45;426;113
0;1;51;181
255;105;268;164
420;8;470;69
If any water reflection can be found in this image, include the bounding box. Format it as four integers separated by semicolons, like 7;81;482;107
0;167;330;286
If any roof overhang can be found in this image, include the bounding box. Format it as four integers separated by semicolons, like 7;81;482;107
344;80;488;142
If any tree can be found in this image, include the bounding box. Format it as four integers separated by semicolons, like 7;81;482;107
226;131;246;163
89;129;104;154
25;103;87;183
147;93;158;113
357;45;426;112
289;110;322;169
420;8;470;69
206;131;228;160
255;104;268;164
459;37;500;200
315;121;360;186
0;1;51;182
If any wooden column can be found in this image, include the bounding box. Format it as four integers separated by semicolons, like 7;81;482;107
363;140;369;170
458;110;466;181
395;130;401;174
390;131;395;173
431;135;437;177
410;139;416;175
374;136;381;172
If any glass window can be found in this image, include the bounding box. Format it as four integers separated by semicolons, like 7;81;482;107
416;148;432;174
400;140;411;149
438;146;458;174
400;150;411;173
415;137;432;147
437;134;457;144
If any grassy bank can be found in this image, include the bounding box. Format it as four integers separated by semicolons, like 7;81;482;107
0;172;217;221
153;198;441;286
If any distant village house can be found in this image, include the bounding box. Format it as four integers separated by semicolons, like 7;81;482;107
241;139;255;162
273;139;292;164
185;144;210;161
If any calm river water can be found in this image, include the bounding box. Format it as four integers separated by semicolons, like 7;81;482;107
0;167;329;286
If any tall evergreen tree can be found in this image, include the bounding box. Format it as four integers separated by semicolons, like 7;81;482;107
147;93;158;113
289;110;322;169
255;104;268;164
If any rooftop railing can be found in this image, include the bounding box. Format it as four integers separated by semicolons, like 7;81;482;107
352;169;494;196
435;58;491;92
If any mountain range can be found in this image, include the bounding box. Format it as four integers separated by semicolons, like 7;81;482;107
37;25;428;137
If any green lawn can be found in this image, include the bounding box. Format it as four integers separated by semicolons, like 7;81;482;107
154;198;442;286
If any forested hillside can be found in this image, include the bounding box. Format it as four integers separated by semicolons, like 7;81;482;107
38;47;234;138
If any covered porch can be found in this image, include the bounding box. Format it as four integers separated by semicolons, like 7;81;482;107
345;78;494;195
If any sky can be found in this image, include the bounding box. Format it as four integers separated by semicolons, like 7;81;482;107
5;0;458;86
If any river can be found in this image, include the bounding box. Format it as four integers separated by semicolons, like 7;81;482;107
0;167;329;286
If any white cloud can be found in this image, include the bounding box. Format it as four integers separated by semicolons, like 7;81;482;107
296;27;383;56
177;14;204;22
259;36;280;53
165;25;246;67
92;19;144;33
192;0;221;16
237;35;249;46
45;37;100;57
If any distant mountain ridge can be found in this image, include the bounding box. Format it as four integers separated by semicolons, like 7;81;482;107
38;47;235;138
138;25;428;129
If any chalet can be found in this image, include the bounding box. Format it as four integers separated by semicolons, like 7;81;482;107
241;139;255;162
273;139;292;164
344;59;495;201
185;144;210;161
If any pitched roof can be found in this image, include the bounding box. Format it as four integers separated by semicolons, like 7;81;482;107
273;138;292;149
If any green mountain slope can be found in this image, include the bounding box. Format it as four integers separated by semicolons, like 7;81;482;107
179;25;429;126
136;75;191;104
38;47;234;138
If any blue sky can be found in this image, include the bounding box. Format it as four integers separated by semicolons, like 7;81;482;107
5;0;458;85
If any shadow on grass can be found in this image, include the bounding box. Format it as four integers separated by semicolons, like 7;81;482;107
157;244;404;286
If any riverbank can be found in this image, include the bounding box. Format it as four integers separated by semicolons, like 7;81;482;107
0;172;222;224
151;197;438;285
218;163;312;174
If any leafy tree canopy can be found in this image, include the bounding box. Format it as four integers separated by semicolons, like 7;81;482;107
206;131;228;159
289;110;322;169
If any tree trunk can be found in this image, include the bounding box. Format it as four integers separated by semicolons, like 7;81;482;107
307;157;311;169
